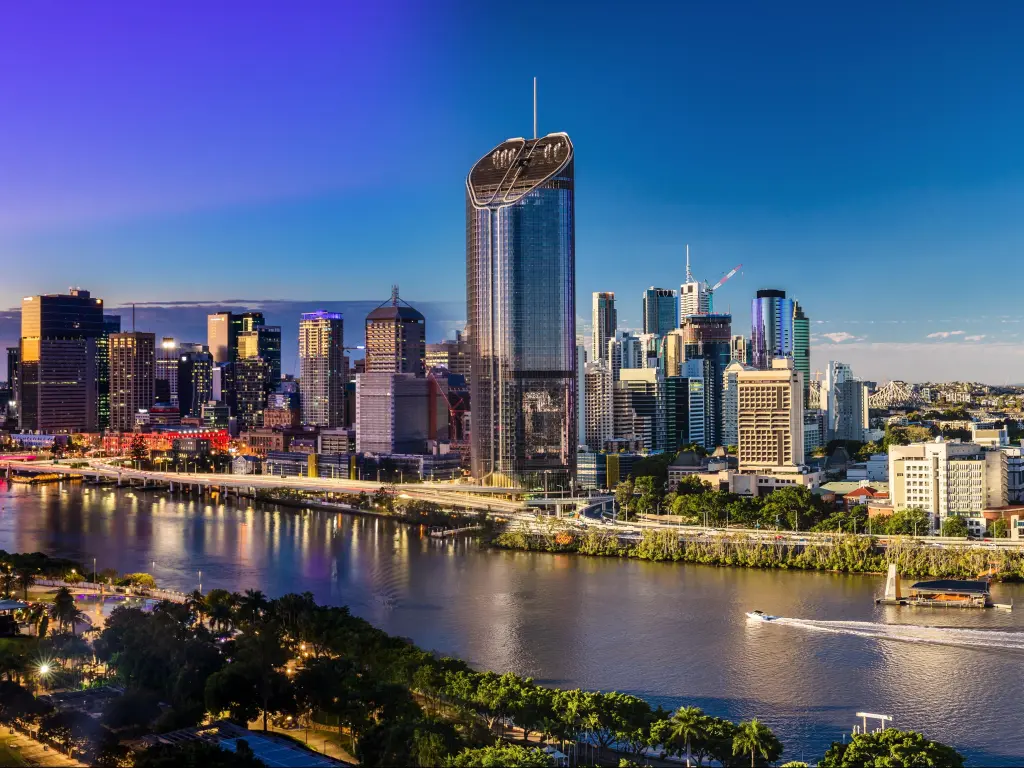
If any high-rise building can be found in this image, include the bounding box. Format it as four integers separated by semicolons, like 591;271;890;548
822;361;853;440
233;357;271;431
722;360;754;447
467;133;577;487
155;337;179;404
614;368;665;453
19;289;103;433
425;330;472;382
793;303;810;399
238;325;282;384
592;292;616;363
584;360;614;452
365;288;426;376
730;335;750;365
576;344;587;447
177;347;213;419
207;312;235;365
660;329;685;378
680;313;732;448
299;311;346;427
109;332;155;432
355;372;431;454
737;357;805;471
750;289;795;370
607;332;642;382
642;288;678;336
835;379;869;442
638;333;661;370
97;314;121;429
665;359;706;450
679;247;710;319
5;347;19;425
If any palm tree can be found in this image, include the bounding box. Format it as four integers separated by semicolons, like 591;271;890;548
16;569;34;601
670;706;707;766
184;589;208;627
0;568;16;598
49;587;85;635
733;719;776;768
236;589;269;625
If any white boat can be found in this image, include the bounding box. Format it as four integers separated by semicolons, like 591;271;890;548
745;610;778;622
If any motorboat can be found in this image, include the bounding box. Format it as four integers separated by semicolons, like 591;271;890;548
745;610;778;622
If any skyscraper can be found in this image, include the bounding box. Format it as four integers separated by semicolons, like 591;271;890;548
5;347;19;426
299;311;346;427
97;314;121;429
156;337;179;404
665;359;706;450
207;312;235;365
722;360;754;447
793;302;810;399
613;368;666;453
233;356;271;430
592;292;616;363
679;247;710;319
177;346;213;419
642;288;677;336
19;289;103;433
750;289;795;370
365;287;426;376
737;358;805;471
584;360;613;452
109;332;155;431
680;313;732;447
238;325;282;384
467;133;577;488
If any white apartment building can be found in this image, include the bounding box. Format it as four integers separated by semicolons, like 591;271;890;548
889;439;1008;533
584;360;614;452
721;360;753;447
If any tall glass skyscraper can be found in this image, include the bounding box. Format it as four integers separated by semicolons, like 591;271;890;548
642;287;678;336
467;133;576;488
680;313;732;447
793;302;810;399
751;289;795;370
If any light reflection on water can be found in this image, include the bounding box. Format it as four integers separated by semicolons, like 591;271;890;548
1;481;1023;765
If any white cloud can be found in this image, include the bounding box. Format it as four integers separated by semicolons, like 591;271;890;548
964;335;986;342
821;332;858;343
925;330;965;339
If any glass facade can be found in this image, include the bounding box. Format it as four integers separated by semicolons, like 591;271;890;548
643;288;678;336
467;134;576;488
681;313;732;448
793;302;810;399
750;289;794;370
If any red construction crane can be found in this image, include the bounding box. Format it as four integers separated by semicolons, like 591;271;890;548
707;264;742;314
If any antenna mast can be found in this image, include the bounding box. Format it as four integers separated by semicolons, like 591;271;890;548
533;77;537;139
685;244;693;282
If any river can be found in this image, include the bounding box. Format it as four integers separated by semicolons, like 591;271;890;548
2;481;1022;765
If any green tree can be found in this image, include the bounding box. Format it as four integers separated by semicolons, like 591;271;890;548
16;568;35;600
732;719;782;768
666;706;707;763
818;728;964;768
615;478;636;520
634;476;662;516
102;690;162;732
761;486;815;531
881;508;930;536
990;519;1009;539
444;743;552;767
941;516;969;538
49;587;86;635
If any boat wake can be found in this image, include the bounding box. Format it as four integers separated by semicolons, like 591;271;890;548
766;617;1024;652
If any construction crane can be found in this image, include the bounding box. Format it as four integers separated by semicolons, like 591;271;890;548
707;264;742;314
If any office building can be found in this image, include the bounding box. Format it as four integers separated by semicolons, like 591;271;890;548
592;292;616;363
680;313;732;447
207;312;235;365
889;440;1008;534
835;379;869;442
793;303;810;399
584;360;614;452
643;287;677;336
233;357;271;430
737;358;805;471
607;332;642;382
822;361;855;441
425;330;472;382
613;368;665;453
177;347;213;419
299;311;346;427
679;247;710;319
109;332;156;432
365;287;426;376
238;325;282;384
730;335;749;365
577;344;587;447
5;347;19;425
155;337;180;404
97;314;121;429
804;409;827;456
19;289;103;433
467;133;577;487
355;372;431;454
722;360;754;447
665;359;706;450
750;289;795;370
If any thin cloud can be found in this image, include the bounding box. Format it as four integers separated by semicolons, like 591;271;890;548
964;335;986;341
821;332;860;343
926;330;965;339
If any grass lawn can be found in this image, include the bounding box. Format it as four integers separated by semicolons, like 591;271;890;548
0;736;28;766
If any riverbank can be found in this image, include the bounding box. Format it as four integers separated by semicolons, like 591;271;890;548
492;524;1024;581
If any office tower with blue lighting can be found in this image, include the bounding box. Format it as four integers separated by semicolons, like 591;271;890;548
467;133;576;488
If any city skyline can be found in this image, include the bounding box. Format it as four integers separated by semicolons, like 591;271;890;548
2;2;1024;384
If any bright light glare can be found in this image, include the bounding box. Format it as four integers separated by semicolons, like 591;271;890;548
38;664;50;676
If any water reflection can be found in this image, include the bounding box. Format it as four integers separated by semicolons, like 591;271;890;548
0;482;1022;765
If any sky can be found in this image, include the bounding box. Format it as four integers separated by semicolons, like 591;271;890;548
2;1;1023;383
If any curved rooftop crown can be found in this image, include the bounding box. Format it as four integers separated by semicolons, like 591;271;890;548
467;133;573;209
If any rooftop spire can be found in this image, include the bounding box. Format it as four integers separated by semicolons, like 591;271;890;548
685;244;693;282
391;285;400;306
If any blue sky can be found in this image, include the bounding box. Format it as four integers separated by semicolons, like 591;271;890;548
2;1;1023;382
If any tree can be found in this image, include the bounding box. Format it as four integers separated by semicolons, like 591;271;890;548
205;623;292;732
50;586;86;635
882;508;930;536
0;568;15;598
615;479;636;520
134;741;265;768
634;476;662;516
990;519;1009;539
667;706;707;764
444;743;552;767
761;486;815;531
102;690;162;732
16;568;34;601
235;589;270;626
818;728;964;768
941;516;969;538
732;719;782;768
121;573;157;590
